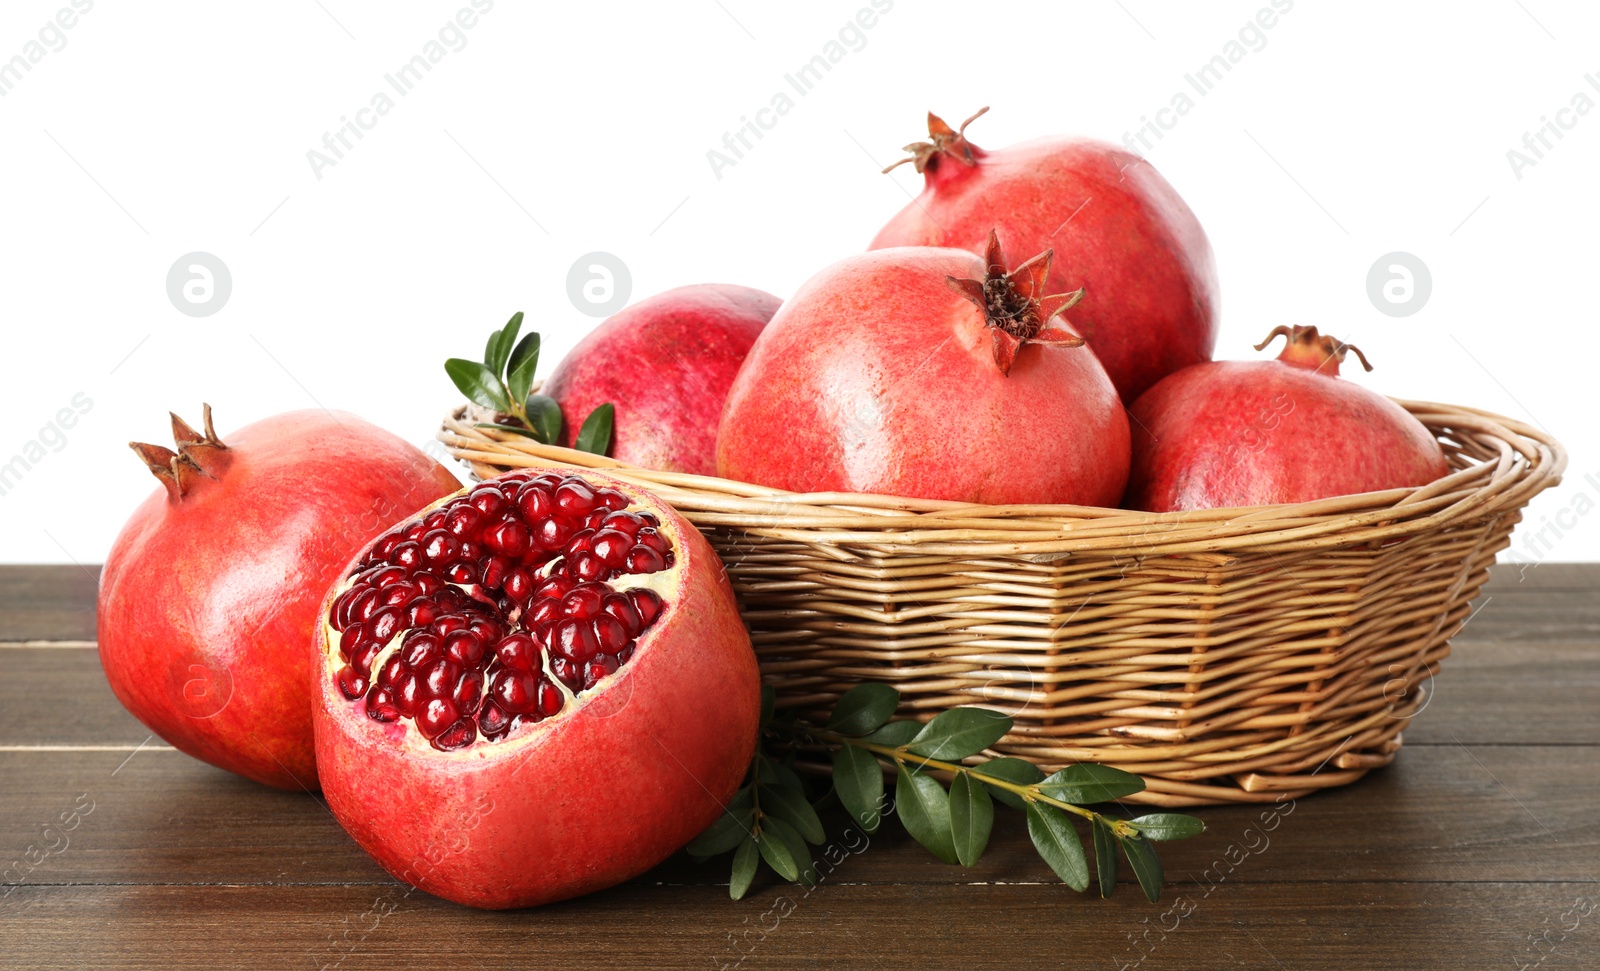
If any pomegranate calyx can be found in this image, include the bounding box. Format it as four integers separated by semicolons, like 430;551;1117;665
948;230;1087;376
881;106;989;175
129;404;230;501
1254;325;1372;377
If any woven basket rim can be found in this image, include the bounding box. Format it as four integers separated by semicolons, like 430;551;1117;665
438;398;1565;559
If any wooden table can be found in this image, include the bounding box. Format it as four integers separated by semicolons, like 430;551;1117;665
2;564;1595;970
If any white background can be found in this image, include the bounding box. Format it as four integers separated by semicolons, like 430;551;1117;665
1;0;1595;565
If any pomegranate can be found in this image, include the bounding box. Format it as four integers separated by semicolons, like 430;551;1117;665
99;406;461;790
543;284;781;475
1125;326;1451;511
869;107;1219;403
716;232;1130;506
312;468;759;909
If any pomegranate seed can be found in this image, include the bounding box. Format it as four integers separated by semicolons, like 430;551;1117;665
401;631;442;668
592;615;629;655
516;483;554;521
396;672;423;717
454;669;485;715
636;528;670;555
423;658;462;699
336;666;369;700
600;593;642;636
348;587;380;623
351;640;385;677
504;567;534;604
583;654;619;689
423;508;449;531
552;618;599;662
469;485;508;517
538;679;565;716
372;533;402;561
443;560;479;585
406;599;440;627
595;488;628;512
626;546;666;574
496;633;540;673
535;576;575;600
372;565;408;587
492;670;540;714
565;529;597;556
478;700;511;738
468;616;502;643
528;598;563;626
554;479;596;518
532;472;564;488
592;529;632;567
431;719;477;751
443;629;485;668
445;505;482;538
572;552;608;582
421;529;459;564
380;581;417;607
331;587;358;630
415;573;445;596
562;585;604;620
550;657;581;691
486;519;530;557
617;644;634;664
583;509;609;531
338;622;366;661
601;511;644;536
366;687;401;722
432;614;469;636
628;588;664;627
367;606;403;645
533;516;571;551
417;697;459;739
481;554;510;591
378;656;408;688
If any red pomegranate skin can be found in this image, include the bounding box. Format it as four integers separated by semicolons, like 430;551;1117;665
870;115;1218;403
98;410;461;790
544;284;780;475
716;246;1131;506
1125;329;1450;511
312;471;759;910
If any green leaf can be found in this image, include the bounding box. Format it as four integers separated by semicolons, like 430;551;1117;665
906;707;1012;761
489;311;523;376
524;394;562;445
1037;763;1145;805
764;815;816;887
971;757;1045;811
1122;835;1165;903
759;784;825;845
949;771;994;867
1092;816;1118;899
755;827;797;882
446;359;511;413
506;331;540;406
574;403;614;455
863;720;921;748
686;807;754;857
832;744;884;834
895;764;957;864
474;422;541;440
827;684;900;737
729;837;758;900
759;685;776;728
483;329;501;370
1128;813;1205;842
756;758;806;797
1026;802;1089;891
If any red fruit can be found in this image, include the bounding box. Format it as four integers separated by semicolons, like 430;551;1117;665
98;405;461;790
717;233;1131;506
543;284;781;474
311;469;759;909
869;107;1218;403
1125;326;1451;511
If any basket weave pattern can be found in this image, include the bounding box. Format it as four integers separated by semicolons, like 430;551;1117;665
440;401;1563;806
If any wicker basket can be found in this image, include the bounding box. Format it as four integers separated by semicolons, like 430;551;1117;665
439;400;1564;806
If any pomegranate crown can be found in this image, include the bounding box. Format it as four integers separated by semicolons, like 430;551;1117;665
947;230;1087;376
1254;325;1372;377
882;106;989;175
130;404;231;501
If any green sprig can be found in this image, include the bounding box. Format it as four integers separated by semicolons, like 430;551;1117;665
445;311;614;456
693;684;1205;902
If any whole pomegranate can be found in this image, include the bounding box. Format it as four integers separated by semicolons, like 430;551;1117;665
312;468;758;909
869;107;1219;403
99;406;461;790
543;284;780;475
716;232;1130;506
1126;326;1451;511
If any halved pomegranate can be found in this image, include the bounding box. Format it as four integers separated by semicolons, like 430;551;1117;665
312;469;759;909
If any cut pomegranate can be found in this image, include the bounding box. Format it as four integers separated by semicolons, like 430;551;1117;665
312;468;759;909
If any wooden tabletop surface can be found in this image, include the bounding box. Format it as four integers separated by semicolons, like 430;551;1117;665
1;563;1595;971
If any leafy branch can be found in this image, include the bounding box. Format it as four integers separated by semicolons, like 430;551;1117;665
689;684;1204;902
444;311;614;454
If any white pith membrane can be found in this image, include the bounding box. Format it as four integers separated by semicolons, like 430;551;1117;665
320;472;679;756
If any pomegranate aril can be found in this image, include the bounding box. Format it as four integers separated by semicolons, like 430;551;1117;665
422;529;460;564
337;666;369;700
538;679;565;716
583;654;620;689
533;516;571;551
372;533;402;562
350;587;380;623
331;587;358;630
495;632;541;673
423;508;449;531
504;567;534;605
516;483;554;521
351;641;385;678
552;618;599;662
528;598;563;626
572;552;608;582
492;670;540;714
366;687;402;722
432;719;477;751
380;581;417;607
378;656;408;688
595;488;629;512
617;644;634;664
636;527;669;554
601;596;642;638
423;658;463;699
368;606;403;645
406;599;440;627
535;576;575;601
468;485;509;516
562;585;605;620
444;560;479;585
554;479;597;518
583;509;609;531
417;697;459;739
338;622;366;662
396;673;423;717
565;529;596;556
372;565;408;587
481;554;509;591
626;546;666;574
454;669;485;715
601;511;645;536
592;614;629;655
391;540;424;570
432;614;469;636
445;504;483;538
444;629;486;668
550;656;581;691
628;588;664;627
478;700;511;738
486;520;530;557
401;631;442;668
592;529;632;567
